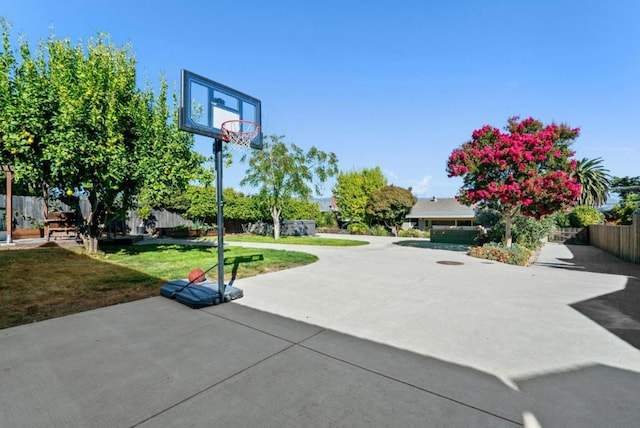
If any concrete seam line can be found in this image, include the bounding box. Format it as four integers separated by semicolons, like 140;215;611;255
297;342;523;427
128;342;298;428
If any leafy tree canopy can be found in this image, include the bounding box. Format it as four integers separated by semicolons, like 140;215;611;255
605;193;640;225
568;205;604;227
281;198;321;222
606;176;640;225
365;185;417;234
611;176;640;201
240;135;338;239
0;23;201;252
333;166;387;225
447;116;581;246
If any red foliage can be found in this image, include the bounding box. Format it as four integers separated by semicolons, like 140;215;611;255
447;116;581;219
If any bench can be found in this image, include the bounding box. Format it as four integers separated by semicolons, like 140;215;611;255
44;211;78;241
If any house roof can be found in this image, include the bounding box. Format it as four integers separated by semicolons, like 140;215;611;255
406;197;476;219
314;197;337;212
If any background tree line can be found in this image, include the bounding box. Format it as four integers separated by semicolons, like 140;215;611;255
2;20;636;249
0;22;343;244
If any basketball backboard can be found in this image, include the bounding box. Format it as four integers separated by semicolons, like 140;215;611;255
179;69;262;149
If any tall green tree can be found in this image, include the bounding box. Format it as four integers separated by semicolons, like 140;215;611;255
240;135;338;239
0;19;53;196
0;25;201;252
332;166;387;226
605;194;640;225
365;185;417;235
606;176;640;225
573;157;611;207
610;176;640;201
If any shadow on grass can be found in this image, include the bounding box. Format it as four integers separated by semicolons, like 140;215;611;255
103;243;221;256
1;243;267;330
0;243;164;329
227;254;264;286
393;240;470;252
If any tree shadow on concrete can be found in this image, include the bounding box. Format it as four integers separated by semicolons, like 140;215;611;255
513;363;640;427
535;244;640;350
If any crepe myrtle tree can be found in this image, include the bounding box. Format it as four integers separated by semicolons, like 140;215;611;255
447;117;581;247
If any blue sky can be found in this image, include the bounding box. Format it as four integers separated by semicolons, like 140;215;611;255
2;0;638;198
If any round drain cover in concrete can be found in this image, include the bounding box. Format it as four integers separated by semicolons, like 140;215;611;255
436;260;464;265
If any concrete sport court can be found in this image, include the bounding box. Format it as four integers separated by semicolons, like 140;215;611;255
1;235;639;427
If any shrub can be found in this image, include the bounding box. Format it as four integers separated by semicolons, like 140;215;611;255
605;194;640;225
568;205;604;227
398;228;426;238
468;243;533;266
511;215;555;250
370;224;391;236
551;211;571;227
476;211;555;250
348;222;369;235
317;211;338;228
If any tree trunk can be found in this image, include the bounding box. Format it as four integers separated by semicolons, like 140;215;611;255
385;222;398;237
271;206;282;240
504;214;513;248
84;236;99;254
42;184;49;221
84;194;102;254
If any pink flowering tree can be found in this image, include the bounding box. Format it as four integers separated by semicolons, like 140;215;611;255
447;117;581;247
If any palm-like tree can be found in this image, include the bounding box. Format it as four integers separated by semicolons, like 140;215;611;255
573;157;612;207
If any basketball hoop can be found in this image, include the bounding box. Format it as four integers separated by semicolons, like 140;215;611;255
221;120;260;151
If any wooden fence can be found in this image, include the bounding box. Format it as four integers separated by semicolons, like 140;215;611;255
589;210;640;264
1;195;195;232
1;195;44;229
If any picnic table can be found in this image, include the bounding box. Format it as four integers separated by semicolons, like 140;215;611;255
44;211;78;241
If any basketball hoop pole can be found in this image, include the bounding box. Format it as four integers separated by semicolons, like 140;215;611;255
214;138;226;299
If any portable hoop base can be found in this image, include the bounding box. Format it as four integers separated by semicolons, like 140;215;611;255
160;279;243;308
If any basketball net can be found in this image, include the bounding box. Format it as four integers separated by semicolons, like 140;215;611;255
221;120;260;151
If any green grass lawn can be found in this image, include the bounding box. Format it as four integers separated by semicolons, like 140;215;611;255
105;244;318;280
218;234;369;246
0;244;317;330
